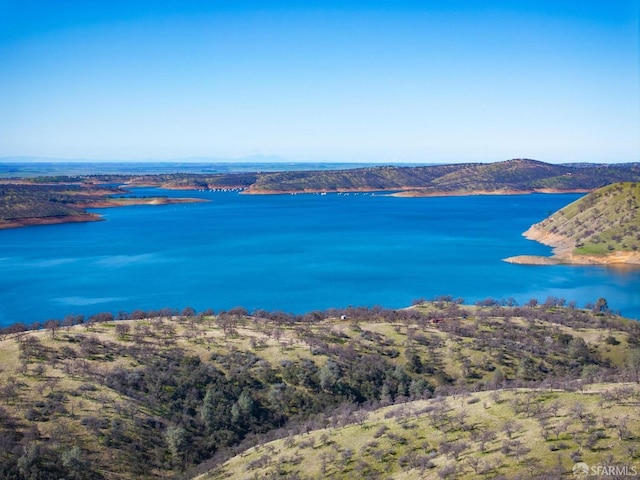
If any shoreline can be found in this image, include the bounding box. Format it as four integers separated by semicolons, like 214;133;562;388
241;186;397;195
242;187;590;196
80;196;208;208
504;227;640;267
391;188;590;198
504;253;640;267
0;213;103;230
503;255;562;265
0;186;588;230
0;197;206;230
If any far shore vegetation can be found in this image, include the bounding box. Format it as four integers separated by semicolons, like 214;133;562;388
2;159;640;229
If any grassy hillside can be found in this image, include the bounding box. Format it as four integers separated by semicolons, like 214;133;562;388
4;160;640;228
429;158;572;192
1;301;639;479
14;159;640;195
0;184;104;222
0;183;204;229
202;385;640;480
521;182;640;262
245;159;640;194
245;163;471;193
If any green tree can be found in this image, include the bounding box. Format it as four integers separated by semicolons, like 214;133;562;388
568;337;591;365
319;360;340;392
17;443;42;480
405;349;424;374
232;390;256;424
164;425;187;470
200;387;219;430
409;378;431;399
61;446;88;480
517;357;537;380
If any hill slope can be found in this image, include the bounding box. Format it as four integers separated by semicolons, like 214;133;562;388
243;159;640;195
201;384;640;480
506;182;640;265
0;183;204;229
1;302;639;478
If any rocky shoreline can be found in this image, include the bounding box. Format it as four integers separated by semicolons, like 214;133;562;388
504;226;640;267
503;255;562;265
391;188;590;198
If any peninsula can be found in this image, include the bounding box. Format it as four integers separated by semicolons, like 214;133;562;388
505;182;640;266
0;183;205;230
3;159;640;229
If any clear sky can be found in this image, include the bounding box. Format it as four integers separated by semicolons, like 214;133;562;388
0;0;638;163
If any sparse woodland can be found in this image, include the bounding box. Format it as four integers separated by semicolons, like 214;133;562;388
529;182;640;256
3;160;640;228
1;299;640;479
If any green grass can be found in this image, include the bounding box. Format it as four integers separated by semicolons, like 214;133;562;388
1;303;638;479
532;182;640;257
201;385;640;480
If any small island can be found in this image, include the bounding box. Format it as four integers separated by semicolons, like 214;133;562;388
505;182;640;266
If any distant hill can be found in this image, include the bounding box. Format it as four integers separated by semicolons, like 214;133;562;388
241;158;640;194
3;159;640;229
86;158;640;194
0;184;204;229
506;182;640;265
245;163;471;193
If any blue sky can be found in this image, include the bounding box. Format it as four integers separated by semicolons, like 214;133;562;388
0;1;638;163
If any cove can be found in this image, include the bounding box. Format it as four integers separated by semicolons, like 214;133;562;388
1;189;639;326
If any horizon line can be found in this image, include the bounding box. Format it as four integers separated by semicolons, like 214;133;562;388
0;155;625;166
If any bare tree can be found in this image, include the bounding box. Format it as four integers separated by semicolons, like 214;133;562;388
115;323;130;340
44;319;60;339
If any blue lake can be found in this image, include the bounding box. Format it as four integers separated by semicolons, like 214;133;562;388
1;189;639;326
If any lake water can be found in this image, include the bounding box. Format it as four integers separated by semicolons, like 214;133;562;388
1;189;639;326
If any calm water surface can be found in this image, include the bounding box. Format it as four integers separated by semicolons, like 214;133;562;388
1;190;639;326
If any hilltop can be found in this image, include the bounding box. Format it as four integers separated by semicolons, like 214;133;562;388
1;301;639;479
506;182;640;265
3;159;640;229
237;158;640;195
